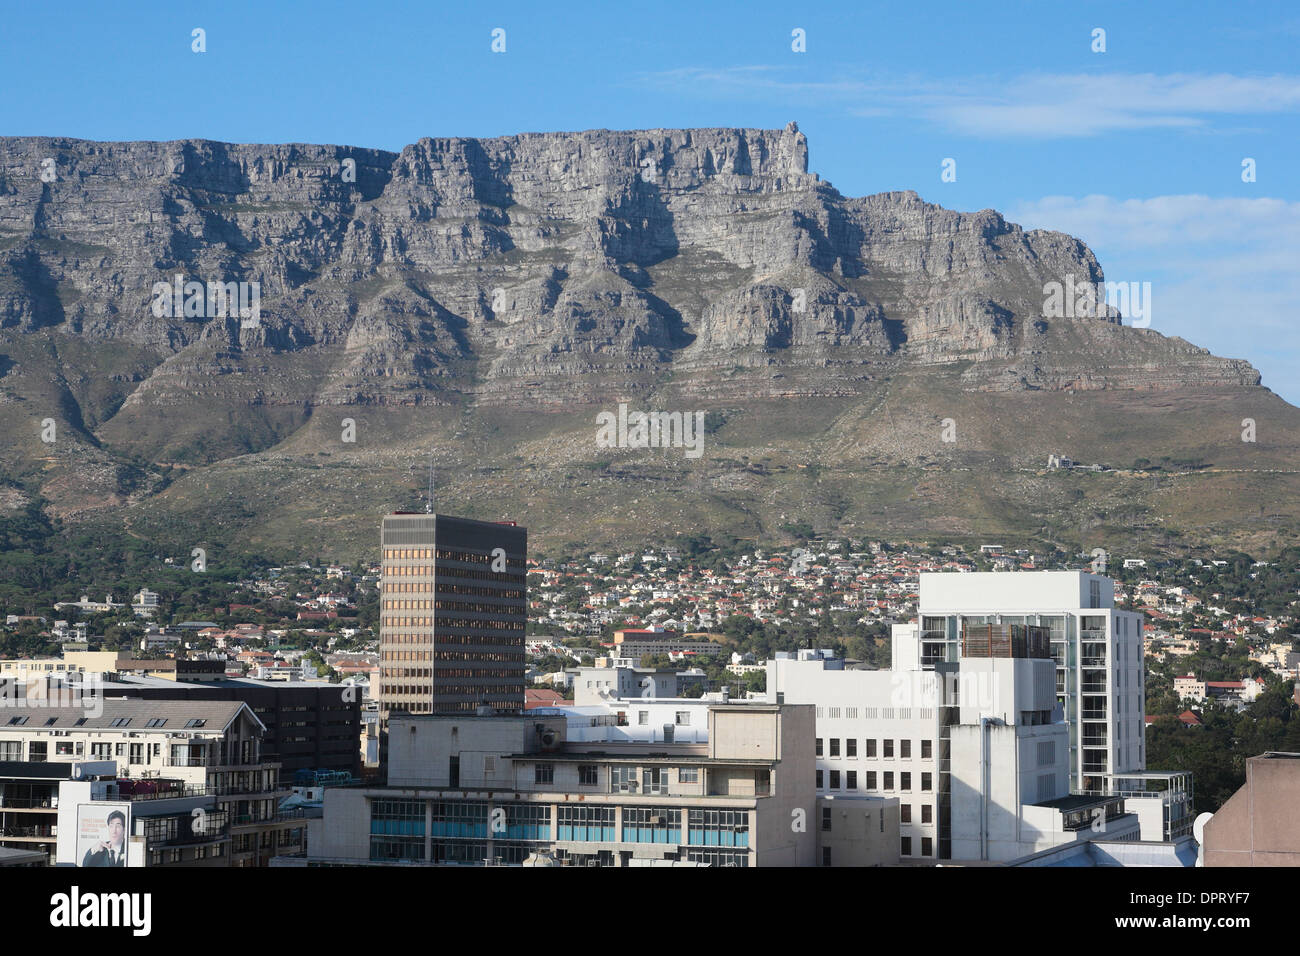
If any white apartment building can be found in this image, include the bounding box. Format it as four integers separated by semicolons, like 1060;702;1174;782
767;653;945;859
766;571;1153;863
915;571;1145;790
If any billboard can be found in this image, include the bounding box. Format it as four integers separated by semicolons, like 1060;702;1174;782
75;803;130;868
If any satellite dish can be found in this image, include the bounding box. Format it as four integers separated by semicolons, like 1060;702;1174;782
1192;811;1212;842
1193;811;1213;868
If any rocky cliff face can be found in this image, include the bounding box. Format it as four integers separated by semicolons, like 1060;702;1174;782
0;125;1276;544
0;123;1256;393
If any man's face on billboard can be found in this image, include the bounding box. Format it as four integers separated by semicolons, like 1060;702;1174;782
107;817;124;847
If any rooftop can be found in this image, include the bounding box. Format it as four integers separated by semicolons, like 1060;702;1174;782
0;699;255;732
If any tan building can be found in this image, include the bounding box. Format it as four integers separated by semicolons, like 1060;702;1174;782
1202;752;1300;866
300;703;817;867
378;513;527;722
0;700;300;866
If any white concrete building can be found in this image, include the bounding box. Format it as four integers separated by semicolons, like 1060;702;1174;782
915;571;1145;789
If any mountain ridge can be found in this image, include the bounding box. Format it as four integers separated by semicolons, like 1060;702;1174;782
0;124;1291;559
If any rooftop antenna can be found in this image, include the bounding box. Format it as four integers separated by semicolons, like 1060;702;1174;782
425;455;434;515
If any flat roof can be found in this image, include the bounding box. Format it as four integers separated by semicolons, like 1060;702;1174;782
511;752;766;767
1032;793;1116;812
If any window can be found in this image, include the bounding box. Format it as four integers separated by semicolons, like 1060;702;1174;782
110;717;131;727
74;717;88;726
822;846;832;867
674;711;691;726
578;764;598;787
558;804;616;842
678;767;698;784
28;741;45;762
829;738;840;757
637;711;649;726
866;771;877;790
921;740;932;759
184;719;205;728
622;807;681;843
145;718;167;728
921;837;933;857
883;739;894;758
829;770;840;790
922;804;932;824
90;742;112;759
900;739;911;759
815;737;823;757
922;773;932;792
901;804;912;823
43;717;57;727
846;771;857;790
0;741;20;760
846;738;857;758
815;769;823;789
821;807;832;831
6;716;27;726
688;809;749;847
642;768;668;795
610;765;638;793
534;763;554;785
884;772;894;790
865;738;877;758
902;836;912;856
901;772;911;791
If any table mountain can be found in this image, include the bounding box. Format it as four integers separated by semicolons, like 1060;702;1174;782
0;124;1294;560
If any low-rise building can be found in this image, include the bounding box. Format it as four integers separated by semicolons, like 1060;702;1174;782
298;703;818;867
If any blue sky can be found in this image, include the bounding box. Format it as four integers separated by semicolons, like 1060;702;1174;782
3;0;1297;402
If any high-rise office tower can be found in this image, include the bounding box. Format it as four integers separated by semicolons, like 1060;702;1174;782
378;513;527;723
914;571;1144;791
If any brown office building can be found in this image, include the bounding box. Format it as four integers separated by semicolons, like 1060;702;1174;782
378;513;527;722
1202;752;1300;866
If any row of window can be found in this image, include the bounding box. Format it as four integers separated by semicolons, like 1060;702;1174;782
148;844;226;865
381;633;523;646
380;616;525;631
817;738;933;759
817;769;933;792
384;599;524;613
382;570;527;588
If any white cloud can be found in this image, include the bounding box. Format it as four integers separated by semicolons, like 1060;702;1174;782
639;68;1300;137
1008;194;1300;402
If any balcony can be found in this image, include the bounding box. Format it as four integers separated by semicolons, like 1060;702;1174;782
960;624;1051;660
0;825;54;838
0;798;56;810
